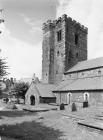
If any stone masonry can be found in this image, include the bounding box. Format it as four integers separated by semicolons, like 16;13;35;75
42;14;88;84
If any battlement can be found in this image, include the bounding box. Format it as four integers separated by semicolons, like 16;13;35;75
71;19;88;32
42;14;68;30
42;14;88;33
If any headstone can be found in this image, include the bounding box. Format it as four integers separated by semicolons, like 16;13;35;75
71;102;77;112
83;101;88;108
60;103;65;110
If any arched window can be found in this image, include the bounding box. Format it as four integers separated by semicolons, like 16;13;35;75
67;92;72;104
84;92;89;101
98;70;101;76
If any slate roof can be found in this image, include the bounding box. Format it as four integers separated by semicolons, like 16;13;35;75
54;79;74;91
36;83;56;97
26;82;56;97
65;57;103;74
57;76;103;92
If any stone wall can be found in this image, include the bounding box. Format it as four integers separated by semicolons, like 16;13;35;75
42;22;55;84
65;17;88;71
25;83;40;105
54;90;103;106
64;67;103;80
53;16;66;84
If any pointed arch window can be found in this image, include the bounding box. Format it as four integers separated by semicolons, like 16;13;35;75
67;92;72;104
84;92;89;102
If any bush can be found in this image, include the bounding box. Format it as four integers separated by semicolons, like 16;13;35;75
6;102;17;110
71;102;77;112
60;103;65;110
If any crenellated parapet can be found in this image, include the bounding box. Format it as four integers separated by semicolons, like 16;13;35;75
42;20;54;31
42;14;88;33
71;19;88;33
42;14;68;31
67;18;88;33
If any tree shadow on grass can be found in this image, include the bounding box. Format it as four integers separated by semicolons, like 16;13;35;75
0;110;37;117
0;121;63;140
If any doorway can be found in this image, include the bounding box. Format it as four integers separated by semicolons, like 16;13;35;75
30;95;35;105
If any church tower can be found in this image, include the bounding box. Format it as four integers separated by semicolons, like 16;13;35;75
42;14;88;84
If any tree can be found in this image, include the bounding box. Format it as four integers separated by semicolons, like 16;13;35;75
0;58;8;79
0;58;8;95
13;82;29;103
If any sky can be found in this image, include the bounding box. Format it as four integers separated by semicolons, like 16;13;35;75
0;0;103;80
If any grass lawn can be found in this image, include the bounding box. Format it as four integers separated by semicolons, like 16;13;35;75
0;110;37;117
0;121;63;140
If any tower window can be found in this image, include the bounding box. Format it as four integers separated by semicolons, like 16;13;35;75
57;30;62;41
76;53;79;58
75;34;78;45
57;51;59;57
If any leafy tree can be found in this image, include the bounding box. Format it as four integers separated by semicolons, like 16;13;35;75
0;58;8;79
0;58;8;95
13;82;29;103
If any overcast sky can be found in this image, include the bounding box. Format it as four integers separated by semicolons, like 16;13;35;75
0;0;103;80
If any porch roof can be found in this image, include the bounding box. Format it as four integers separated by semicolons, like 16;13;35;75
54;79;74;91
36;83;56;97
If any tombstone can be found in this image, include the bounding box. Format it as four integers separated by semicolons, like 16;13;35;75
71;102;77;112
83;101;88;108
60;103;65;110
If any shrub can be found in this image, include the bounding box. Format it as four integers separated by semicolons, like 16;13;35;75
7;102;17;110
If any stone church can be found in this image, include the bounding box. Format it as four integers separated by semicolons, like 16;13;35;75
42;14;103;106
26;14;103;106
